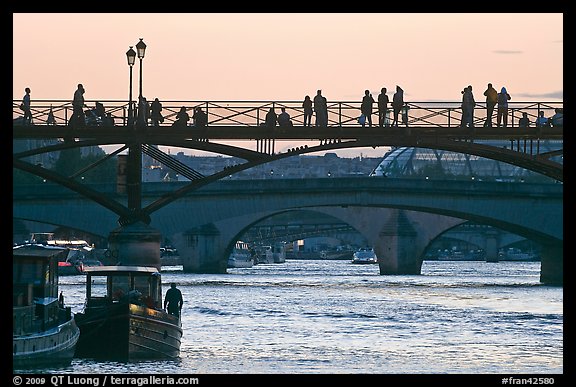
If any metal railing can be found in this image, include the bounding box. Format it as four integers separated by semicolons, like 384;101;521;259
13;99;563;129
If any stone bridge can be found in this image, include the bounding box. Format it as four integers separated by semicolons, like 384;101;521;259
13;177;563;284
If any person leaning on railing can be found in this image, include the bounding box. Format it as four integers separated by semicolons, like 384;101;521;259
192;107;208;127
172;106;190;128
535;111;549;127
549;108;563;127
518;112;530;127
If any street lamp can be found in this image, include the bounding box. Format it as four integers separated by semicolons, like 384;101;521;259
126;46;136;126
136;38;147;99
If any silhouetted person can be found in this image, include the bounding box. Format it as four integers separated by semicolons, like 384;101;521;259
459;87;467;127
95;101;106;120
137;96;149;127
361;90;375;127
302;95;313;127
377;87;389;127
518;112;530;127
22;87;32;125
46;104;56;125
71;83;86;128
483;83;498;127
278;107;292;126
193;107;208;127
401;103;410;127
550;108;563;127
391;86;404;127
314;90;328;127
172;106;189;128
58;291;65;308
265;107;277;128
164;283;183;317
462;85;476;128
496;87;511;127
535;110;549;127
150;98;163;126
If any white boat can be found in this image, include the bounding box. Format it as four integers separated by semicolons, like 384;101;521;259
13;245;81;369
498;247;540;261
227;241;254;268
272;242;286;263
352;247;378;264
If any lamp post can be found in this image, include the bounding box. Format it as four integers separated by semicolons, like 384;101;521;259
136;38;147;99
126;46;136;126
126;39;146;216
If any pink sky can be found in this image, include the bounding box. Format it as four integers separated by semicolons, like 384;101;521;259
13;13;563;157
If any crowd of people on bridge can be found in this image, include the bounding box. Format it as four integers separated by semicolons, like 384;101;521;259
17;84;563;129
458;82;563;129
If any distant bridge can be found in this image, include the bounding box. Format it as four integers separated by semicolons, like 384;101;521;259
13;178;563;284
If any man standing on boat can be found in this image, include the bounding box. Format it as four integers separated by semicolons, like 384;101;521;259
164;283;184;317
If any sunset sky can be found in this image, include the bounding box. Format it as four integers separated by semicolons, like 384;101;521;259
13;13;563;157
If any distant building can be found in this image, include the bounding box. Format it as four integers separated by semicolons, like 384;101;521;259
143;152;383;182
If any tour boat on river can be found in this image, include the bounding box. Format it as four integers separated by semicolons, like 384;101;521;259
74;265;182;361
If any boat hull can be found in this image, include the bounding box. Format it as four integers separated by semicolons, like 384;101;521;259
352;248;378;264
352;259;378;264
13;317;80;369
74;302;182;361
227;258;254;268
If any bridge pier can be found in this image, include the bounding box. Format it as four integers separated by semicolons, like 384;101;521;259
107;222;162;270
483;229;500;262
376;210;422;275
174;224;228;274
539;242;563;286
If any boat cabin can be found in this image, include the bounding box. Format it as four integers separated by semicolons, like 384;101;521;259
13;245;68;335
82;266;163;310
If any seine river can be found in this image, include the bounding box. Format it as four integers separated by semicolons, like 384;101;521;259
18;259;563;376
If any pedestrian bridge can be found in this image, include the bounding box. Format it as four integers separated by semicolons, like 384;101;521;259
14;99;563;182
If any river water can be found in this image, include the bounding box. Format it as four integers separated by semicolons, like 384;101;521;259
19;259;562;375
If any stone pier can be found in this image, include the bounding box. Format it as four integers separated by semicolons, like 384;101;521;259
174;224;228;273
107;222;162;270
376;210;421;275
539;242;563;286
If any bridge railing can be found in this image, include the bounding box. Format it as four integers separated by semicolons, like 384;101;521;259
13;100;563;128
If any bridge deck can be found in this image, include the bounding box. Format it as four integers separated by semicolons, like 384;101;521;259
12;124;563;141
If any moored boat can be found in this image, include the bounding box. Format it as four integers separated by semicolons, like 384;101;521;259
227;241;254;268
351;247;378;264
498;247;540;261
254;245;274;264
272;241;286;263
74;265;182;361
17;232;102;275
13;245;80;369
